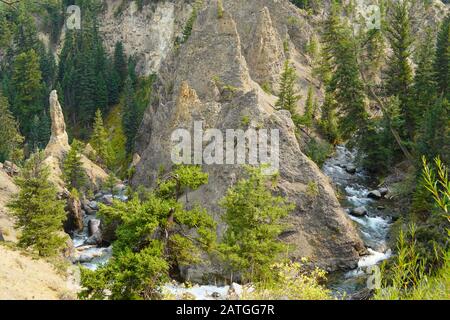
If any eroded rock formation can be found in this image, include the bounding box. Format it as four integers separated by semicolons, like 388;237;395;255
44;90;108;191
133;0;366;276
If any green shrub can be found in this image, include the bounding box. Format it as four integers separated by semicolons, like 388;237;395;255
305;138;333;167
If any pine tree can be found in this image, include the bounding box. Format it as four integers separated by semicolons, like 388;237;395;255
113;41;127;90
63;139;87;192
79;166;216;300
411;35;438;133
91;109;111;167
320;92;340;144
276;60;300;115
385;0;414;138
298;86;315;129
28;112;51;152
122;77;139;154
416;98;450;164
322;2;368;140
218;166;294;283
0;92;23;163
11;49;44;135
435;15;450;99
7;151;67;257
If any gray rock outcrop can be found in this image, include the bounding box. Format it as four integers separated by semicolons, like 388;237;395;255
132;0;365;273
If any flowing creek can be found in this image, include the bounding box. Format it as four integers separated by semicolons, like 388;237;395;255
70;145;394;299
323;145;393;296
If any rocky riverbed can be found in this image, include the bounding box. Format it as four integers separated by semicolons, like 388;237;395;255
323;146;394;297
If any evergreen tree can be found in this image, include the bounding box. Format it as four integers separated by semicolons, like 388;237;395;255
358;97;404;173
113;41;127;90
434;15;450;99
63;139;87;192
122;77;139;154
218;166;294;283
11;49;44;135
0;92;23;162
303;86;315;128
325;11;368;140
276;60;300;115
106;62;121;106
58;15;113;131
7;151;67;257
416;98;450;165
91;109;111;167
320;92;340;144
411;36;438;133
28;112;51;152
385;0;414;138
79;166;216;300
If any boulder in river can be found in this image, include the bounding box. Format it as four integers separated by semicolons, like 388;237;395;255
65;194;84;232
379;188;389;197
88;219;101;237
367;190;382;199
100;194;114;206
349;206;368;217
345;165;357;174
88;201;99;211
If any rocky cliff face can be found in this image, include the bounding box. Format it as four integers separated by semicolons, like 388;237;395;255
131;0;366;274
99;0;193;75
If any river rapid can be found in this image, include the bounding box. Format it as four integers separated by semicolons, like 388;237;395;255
323;145;393;296
69;145;394;299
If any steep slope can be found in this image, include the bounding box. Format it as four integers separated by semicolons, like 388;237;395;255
0;245;77;300
132;0;365;275
0;168;18;242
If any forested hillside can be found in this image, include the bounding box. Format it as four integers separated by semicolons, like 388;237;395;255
0;0;448;300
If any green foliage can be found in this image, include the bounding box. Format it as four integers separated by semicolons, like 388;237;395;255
276;60;300;115
156;165;209;201
0;91;23;162
319;93;340;144
217;0;223;19
357;98;404;173
416;98;450;164
375;158;450;300
322;4;368;140
122;77;139;154
305;138;333;167
296;86;315;129
435;15;450;99
79;244;169;300
180;1;202;44
103;173;118;196
218;166;294;283
7;151;66;257
28;112;51;152
63;139;87;192
422;157;450;222
104;103;127;175
11;49;45;135
57;4;116;134
385;0;414;139
114;41;127;91
79;165;216;300
90;109;112;168
245;261;332;300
